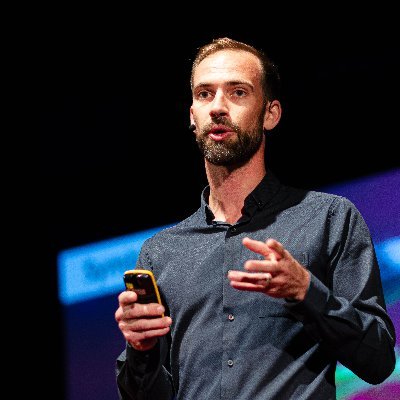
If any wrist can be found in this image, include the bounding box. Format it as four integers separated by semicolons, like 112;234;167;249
290;269;311;302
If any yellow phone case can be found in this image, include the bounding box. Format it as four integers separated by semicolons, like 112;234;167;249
123;269;164;315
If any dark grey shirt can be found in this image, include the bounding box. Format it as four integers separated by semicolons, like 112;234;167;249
116;173;396;400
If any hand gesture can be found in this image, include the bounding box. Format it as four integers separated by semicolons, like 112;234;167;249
228;237;310;301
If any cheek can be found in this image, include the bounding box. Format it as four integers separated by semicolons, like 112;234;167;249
235;112;255;130
192;108;207;126
245;107;265;128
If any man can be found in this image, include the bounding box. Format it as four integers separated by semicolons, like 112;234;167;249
114;38;396;399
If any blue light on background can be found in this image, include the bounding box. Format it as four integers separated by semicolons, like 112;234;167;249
58;224;174;305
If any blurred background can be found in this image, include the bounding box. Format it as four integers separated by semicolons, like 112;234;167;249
40;8;399;399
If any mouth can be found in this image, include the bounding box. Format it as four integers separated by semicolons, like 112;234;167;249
208;125;234;141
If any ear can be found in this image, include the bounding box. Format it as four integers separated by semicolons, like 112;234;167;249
190;106;195;126
263;100;282;131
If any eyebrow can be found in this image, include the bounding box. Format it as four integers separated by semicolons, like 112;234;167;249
193;80;254;92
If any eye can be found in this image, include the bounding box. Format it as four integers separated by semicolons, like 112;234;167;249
197;90;212;100
232;89;247;97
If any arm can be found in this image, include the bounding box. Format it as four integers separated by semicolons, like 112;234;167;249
115;245;175;399
116;336;174;400
228;197;396;384
287;197;396;384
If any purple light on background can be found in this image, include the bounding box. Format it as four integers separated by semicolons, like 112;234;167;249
323;169;400;400
387;301;400;346
320;169;400;242
348;382;400;399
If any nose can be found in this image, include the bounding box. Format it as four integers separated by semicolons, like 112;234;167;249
210;90;229;119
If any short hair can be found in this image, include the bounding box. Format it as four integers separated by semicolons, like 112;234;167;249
191;37;281;102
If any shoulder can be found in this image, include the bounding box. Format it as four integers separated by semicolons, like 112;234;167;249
300;189;367;227
283;185;363;222
142;207;203;249
296;188;357;211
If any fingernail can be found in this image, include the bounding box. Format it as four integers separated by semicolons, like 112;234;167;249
157;306;165;313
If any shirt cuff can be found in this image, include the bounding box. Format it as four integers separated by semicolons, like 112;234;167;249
126;341;161;377
285;273;330;318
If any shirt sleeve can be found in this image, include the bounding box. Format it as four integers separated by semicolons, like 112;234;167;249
286;196;396;384
115;239;175;399
116;335;174;399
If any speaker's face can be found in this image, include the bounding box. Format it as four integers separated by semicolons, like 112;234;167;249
190;49;266;166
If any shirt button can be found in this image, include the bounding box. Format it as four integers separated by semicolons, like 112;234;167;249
231;227;237;232
227;359;234;367
228;314;235;321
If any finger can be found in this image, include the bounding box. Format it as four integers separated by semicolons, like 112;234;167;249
118;290;138;305
242;237;276;259
228;270;272;284
125;303;165;319
123;316;172;332
127;326;171;344
244;259;278;273
229;280;269;292
265;238;285;259
115;307;124;322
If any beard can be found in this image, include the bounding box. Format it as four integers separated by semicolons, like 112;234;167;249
195;115;264;167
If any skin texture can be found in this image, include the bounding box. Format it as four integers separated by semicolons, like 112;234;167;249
115;49;310;351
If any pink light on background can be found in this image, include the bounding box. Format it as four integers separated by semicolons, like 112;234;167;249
349;382;400;400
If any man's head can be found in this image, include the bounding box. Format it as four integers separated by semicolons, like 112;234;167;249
190;37;282;167
191;37;281;104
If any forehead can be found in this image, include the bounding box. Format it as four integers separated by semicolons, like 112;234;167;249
193;50;262;86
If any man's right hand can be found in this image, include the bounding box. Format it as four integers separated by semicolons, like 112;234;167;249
115;291;172;351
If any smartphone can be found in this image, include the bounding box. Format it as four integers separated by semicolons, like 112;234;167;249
123;269;164;316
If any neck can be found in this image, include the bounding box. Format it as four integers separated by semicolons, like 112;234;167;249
205;143;266;224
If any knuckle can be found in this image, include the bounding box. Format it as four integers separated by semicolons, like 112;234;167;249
122;308;132;319
123;330;133;341
141;330;152;339
141;304;149;314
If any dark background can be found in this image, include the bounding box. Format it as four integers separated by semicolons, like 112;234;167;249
40;10;399;397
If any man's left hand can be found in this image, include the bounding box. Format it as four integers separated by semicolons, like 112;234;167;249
227;237;310;301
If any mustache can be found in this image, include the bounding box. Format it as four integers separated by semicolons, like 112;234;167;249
202;117;240;134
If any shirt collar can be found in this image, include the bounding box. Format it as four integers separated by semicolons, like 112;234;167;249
248;170;282;209
200;171;282;224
